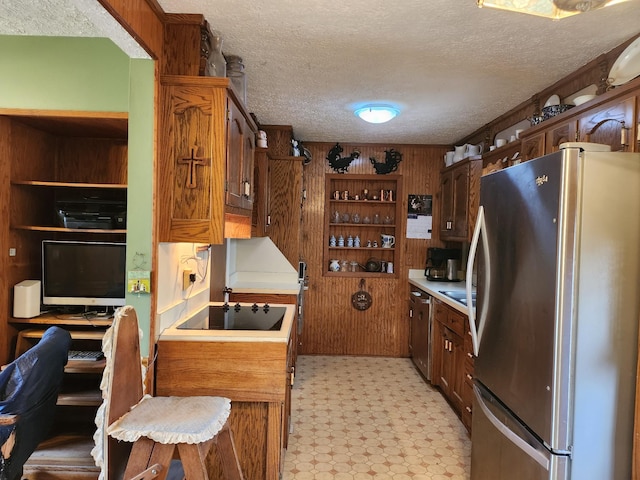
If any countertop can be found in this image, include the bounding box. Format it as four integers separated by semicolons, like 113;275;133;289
408;269;473;315
159;302;296;343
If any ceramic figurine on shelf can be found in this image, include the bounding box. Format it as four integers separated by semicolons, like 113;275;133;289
291;139;300;157
329;235;336;247
354;235;361;247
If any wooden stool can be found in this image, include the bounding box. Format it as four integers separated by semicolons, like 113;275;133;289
93;306;243;480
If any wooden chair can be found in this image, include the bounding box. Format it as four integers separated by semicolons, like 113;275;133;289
93;306;244;480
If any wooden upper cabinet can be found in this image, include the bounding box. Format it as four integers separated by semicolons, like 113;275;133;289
545;120;577;154
521;132;545;161
440;158;481;242
578;96;635;151
157;75;257;244
226;98;255;212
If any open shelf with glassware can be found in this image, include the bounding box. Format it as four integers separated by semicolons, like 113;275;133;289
323;174;402;277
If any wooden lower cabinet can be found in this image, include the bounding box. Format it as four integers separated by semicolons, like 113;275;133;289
156;330;294;480
431;298;474;433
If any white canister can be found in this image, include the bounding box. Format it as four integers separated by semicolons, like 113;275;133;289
387;262;394;274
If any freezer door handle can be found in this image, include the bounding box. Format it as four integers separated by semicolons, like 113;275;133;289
466;205;490;356
473;385;550;470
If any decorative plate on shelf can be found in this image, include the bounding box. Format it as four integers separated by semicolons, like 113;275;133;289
544;94;560;107
608;36;640;87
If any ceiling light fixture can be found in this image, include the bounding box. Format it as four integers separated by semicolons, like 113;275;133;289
354;105;399;124
477;0;626;19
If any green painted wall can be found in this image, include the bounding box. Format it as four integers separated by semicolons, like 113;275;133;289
0;36;154;355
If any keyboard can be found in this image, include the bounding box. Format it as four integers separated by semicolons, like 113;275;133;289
68;350;104;361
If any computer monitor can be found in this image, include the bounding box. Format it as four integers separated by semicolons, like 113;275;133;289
42;240;126;308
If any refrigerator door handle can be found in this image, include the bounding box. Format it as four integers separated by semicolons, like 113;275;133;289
466;205;490;356
474;385;550;470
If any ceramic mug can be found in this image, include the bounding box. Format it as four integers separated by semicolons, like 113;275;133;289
496;138;507;148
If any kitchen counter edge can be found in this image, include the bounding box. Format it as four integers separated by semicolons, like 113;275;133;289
159;303;296;343
408;273;471;315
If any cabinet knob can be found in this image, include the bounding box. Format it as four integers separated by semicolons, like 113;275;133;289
466;406;472;413
466;374;473;381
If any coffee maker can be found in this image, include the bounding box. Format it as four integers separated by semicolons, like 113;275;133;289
424;247;461;281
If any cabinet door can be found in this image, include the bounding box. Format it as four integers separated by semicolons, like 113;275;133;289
242;122;255;210
440;162;470;241
521;132;545;161
451;164;470;238
158;81;225;243
226;99;247;209
578;96;635;151
449;329;464;412
545;120;577;154
439;170;454;235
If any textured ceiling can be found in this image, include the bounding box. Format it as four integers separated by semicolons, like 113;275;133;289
0;0;148;58
1;0;639;144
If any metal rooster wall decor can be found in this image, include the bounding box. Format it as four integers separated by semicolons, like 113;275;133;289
370;149;402;174
327;143;360;173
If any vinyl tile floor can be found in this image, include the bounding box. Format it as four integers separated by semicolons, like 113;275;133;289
283;355;471;480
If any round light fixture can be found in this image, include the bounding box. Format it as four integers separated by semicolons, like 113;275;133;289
354;105;399;124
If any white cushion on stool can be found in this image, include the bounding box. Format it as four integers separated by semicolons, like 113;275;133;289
107;395;231;445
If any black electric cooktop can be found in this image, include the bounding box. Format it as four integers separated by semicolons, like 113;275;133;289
177;304;286;331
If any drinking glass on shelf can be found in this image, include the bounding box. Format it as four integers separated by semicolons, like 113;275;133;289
383;215;393;225
362;215;371;224
342;212;350;223
332;211;341;223
373;213;380;224
352;213;360;223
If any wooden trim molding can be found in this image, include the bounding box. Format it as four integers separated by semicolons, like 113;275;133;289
97;0;165;59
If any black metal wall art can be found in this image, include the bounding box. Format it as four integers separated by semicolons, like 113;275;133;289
327;143;360;173
370;149;402;174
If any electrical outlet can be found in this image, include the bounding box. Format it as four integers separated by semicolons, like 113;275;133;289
182;269;193;290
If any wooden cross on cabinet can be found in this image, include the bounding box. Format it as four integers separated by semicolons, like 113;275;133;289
178;146;209;189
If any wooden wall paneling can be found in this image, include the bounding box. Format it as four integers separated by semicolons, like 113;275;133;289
56;137;128;184
298;142;445;356
268;156;303;268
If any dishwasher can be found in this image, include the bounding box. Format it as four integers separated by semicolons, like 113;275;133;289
409;288;432;381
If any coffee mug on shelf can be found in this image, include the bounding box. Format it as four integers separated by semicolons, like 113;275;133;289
496;138;507;148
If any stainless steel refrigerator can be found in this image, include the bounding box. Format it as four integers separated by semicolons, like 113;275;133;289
465;144;640;480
